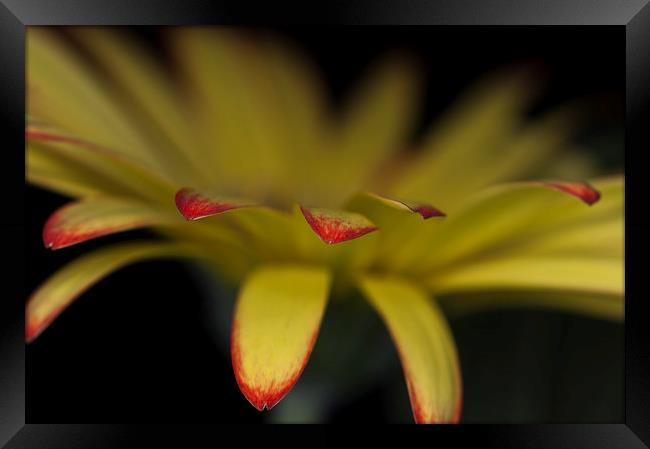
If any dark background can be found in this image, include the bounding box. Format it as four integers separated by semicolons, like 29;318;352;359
26;26;624;423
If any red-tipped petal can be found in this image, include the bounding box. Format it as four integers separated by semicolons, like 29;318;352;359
542;181;601;206
359;276;462;424
409;204;446;219
43;199;165;250
175;187;252;221
26;242;184;342
26;309;60;343
300;206;377;244
366;193;446;219
231;266;331;411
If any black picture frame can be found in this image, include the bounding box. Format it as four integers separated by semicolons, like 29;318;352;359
1;0;649;446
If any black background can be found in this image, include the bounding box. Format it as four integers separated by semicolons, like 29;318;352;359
26;26;624;423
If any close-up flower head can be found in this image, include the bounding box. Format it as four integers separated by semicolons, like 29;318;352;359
26;27;623;423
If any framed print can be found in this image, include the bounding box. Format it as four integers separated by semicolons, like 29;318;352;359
0;0;648;447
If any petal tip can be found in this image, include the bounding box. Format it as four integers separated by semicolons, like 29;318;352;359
543;181;601;206
42;215;106;250
25;320;38;343
300;206;377;244
231;323;305;412
366;193;445;219
25;310;56;343
42;212;68;250
175;187;245;221
411;204;446;219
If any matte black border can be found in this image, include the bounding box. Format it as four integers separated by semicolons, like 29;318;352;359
2;0;649;446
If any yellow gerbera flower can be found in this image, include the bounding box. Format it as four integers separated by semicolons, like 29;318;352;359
25;27;624;423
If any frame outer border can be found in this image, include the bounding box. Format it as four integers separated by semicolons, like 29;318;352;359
0;0;648;447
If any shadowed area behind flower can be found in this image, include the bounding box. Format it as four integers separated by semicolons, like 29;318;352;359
25;27;623;423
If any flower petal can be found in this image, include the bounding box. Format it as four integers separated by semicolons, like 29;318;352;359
43;198;174;250
27;28;171;176
408;177;620;274
503;216;623;259
331;55;421;200
427;256;623;297
26;242;195;342
364;193;445;219
27;127;175;203
28;141;111;198
231;265;331;410
541;181;600;205
391;67;540;205
441;291;623;322
172;29;327;198
358;276;462;423
175;187;254;221
69;28;208;184
299;206;377;244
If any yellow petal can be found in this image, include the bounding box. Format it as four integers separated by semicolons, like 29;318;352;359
232;265;331;410
345;192;446;270
409;177;622;274
251;36;329;201
415;106;580;210
27;28;171;177
427;256;623;297
440;291;623;322
391;67;537;203
27;141;110;198
331;55;420;199
355;192;445;219
26;242;200;342
504;216;623;259
358;275;462;423
69;28;204;185
172;29;325;200
26;129;176;204
43;197;177;249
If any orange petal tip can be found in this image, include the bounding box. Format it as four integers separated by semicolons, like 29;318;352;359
41;202;154;250
300;206;378;244
175;188;249;220
25;309;59;343
542;181;601;206
42;208;112;250
231;321;318;412
25;319;39;343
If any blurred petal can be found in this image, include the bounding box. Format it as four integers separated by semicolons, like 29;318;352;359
358;275;462;423
504;216;623;259
300;206;377;244
409;177;621;274
427;256;623;297
542;181;600;205
27;28;173;177
363;193;445;219
391;67;539;204
175;187;255;221
27;128;175;203
70;28;206;184
232;265;331;410
43;198;175;249
172;28;327;198
28;141;111;198
409;106;582;211
440;291;623;322
26;242;197;342
332;55;421;198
